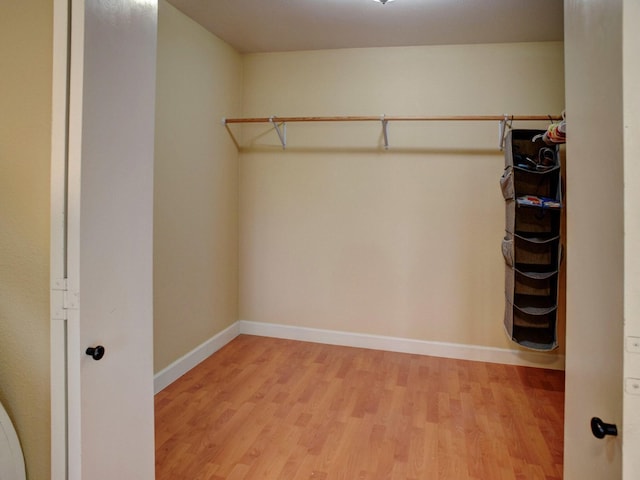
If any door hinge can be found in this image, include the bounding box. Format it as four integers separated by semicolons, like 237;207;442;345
51;279;79;320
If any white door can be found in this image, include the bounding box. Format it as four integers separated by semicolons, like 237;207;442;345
563;0;627;478
51;1;157;479
623;0;640;477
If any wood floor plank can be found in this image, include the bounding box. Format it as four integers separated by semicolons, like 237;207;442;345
155;335;565;479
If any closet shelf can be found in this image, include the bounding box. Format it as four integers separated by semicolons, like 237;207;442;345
514;264;558;279
513;294;558;316
513;165;561;175
514;232;560;244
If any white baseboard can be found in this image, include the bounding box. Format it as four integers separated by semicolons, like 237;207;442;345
153;322;240;393
155;320;564;392
239;320;565;370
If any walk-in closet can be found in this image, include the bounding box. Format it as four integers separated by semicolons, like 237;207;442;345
2;1;636;479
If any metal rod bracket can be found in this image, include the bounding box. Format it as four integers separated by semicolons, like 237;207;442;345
270;116;287;150
381;114;389;150
498;114;513;151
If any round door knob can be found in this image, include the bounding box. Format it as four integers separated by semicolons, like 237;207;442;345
591;417;618;439
85;345;105;361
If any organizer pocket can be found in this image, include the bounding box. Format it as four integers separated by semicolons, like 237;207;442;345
500;167;514;200
502;235;514;267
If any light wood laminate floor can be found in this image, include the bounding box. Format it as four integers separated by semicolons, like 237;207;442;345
155;335;564;479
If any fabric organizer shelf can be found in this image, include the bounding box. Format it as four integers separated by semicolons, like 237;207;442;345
501;129;563;351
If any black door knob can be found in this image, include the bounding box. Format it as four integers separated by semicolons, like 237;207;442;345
591;417;618;439
85;345;105;361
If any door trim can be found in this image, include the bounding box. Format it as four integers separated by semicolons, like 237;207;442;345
50;0;70;478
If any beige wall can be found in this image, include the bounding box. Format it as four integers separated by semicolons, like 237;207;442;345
239;43;565;353
154;0;242;372
0;1;52;479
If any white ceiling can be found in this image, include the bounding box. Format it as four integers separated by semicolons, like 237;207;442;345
166;0;564;54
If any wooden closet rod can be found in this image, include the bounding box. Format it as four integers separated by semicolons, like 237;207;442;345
222;113;564;150
223;114;563;124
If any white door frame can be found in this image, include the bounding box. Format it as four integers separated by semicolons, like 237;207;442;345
50;0;87;476
50;0;70;477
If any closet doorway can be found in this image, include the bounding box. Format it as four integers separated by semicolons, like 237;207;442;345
49;1;638;479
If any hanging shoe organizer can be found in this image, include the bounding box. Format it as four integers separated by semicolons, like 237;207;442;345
500;129;563;351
